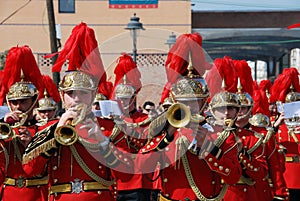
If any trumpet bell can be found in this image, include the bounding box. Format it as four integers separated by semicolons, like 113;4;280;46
0;123;13;140
54;125;78;146
166;103;191;128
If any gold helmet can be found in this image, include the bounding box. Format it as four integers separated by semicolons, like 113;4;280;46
7;79;38;101
209;91;240;110
37;75;60;111
207;56;240;110
164;33;211;103
50;23;107;96
249;88;271;127
59;71;97;92
285;86;300;103
171;75;209;101
113;54;141;99
114;84;136;99
0;46;43;107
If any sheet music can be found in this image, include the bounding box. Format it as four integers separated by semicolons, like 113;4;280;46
99;100;122;117
283;101;300;119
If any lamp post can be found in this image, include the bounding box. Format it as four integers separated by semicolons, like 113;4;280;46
125;13;145;63
165;32;177;49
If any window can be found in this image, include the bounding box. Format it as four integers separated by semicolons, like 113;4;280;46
59;0;75;13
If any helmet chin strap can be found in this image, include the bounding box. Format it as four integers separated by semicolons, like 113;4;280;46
6;94;39;125
237;106;252;121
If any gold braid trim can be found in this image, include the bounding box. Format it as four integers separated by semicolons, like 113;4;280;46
78;137;100;151
22;138;56;164
109;126;122;142
69;145;114;187
247;132;264;155
182;153;228;201
263;127;274;144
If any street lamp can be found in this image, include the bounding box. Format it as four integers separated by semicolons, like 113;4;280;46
165;32;177;49
125;13;145;63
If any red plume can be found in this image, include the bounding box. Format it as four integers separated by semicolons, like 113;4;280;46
252;89;270;117
271;68;300;103
0;46;44;105
50;22;106;86
259;79;272;92
165;33;211;84
287;22;300;29
233;60;253;96
160;82;172;104
270;74;291;102
41;75;61;103
206;56;237;98
282;67;300;92
253;80;259;91
97;80;113;100
113;53;142;93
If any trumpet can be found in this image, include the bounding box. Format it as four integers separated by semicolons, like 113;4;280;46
54;104;87;146
0;113;28;140
166;103;191;128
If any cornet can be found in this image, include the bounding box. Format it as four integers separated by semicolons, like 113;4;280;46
54;104;87;146
0;113;28;140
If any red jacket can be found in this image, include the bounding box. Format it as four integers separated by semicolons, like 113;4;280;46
276;123;300;189
110;111;155;191
23;117;132;201
0;121;48;201
252;126;289;201
140;126;241;200
224;127;268;201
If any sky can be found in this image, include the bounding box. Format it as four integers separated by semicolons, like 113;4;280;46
191;0;300;11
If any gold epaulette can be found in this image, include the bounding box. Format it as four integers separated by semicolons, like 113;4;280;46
22;124;57;164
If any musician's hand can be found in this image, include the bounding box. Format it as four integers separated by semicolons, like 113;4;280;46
57;109;77;128
80;119;106;143
18;126;32;146
4;110;22;124
273;112;284;128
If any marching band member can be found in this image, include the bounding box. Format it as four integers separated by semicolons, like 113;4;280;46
140;34;242;201
0;46;48;201
35;75;61;129
22;22;132;201
250;82;289;201
109;53;155;201
270;68;300;201
223;59;268;201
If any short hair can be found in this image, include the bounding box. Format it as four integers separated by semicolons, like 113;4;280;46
143;101;155;109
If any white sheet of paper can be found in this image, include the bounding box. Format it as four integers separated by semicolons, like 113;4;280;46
283;101;300;118
99;100;122;117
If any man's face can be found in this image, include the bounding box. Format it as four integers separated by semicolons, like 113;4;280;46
63;90;94;109
116;96;135;111
37;109;56;120
144;105;155;114
92;102;100;111
269;103;278;116
237;106;251;119
9;98;34;113
213;106;239;122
